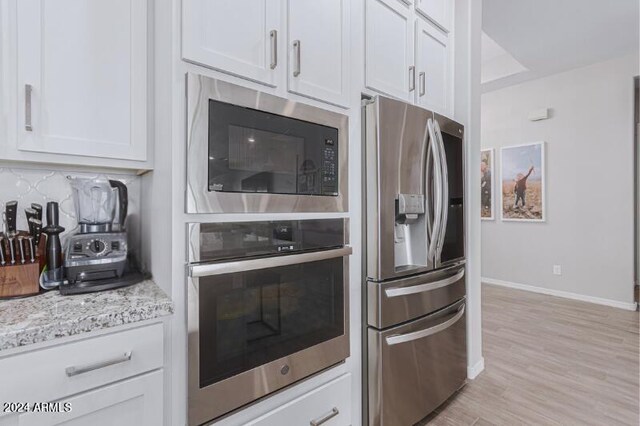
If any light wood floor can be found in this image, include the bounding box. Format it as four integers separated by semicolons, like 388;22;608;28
423;284;640;425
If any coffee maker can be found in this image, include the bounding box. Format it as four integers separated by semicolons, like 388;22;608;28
62;177;141;294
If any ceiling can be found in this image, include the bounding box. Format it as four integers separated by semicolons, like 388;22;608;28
482;0;640;92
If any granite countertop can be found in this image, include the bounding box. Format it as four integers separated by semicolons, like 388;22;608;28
0;280;173;352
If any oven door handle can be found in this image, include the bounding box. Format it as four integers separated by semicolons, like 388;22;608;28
384;268;464;298
189;246;352;277
385;304;465;346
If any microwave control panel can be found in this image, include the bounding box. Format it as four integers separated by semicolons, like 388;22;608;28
321;138;338;195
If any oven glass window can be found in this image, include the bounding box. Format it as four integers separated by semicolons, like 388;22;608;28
198;258;344;388
208;100;339;196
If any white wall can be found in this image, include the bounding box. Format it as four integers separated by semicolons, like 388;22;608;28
481;53;638;306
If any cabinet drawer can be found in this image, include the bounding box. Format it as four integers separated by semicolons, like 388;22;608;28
0;323;163;407
247;373;352;426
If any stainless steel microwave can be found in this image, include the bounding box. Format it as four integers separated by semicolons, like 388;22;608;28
186;74;349;213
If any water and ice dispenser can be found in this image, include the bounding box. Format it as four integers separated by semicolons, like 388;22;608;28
394;193;428;272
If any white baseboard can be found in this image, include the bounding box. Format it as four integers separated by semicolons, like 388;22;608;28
467;357;485;380
482;277;638;311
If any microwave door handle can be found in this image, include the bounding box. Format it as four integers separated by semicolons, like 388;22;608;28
385;304;465;346
426;119;442;262
189;246;352;277
434;120;449;260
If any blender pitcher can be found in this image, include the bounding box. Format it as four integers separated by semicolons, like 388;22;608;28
68;177;117;233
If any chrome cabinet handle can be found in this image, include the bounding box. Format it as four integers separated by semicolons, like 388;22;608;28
434;120;449;258
25;84;33;131
419;72;426;96
310;408;339;426
65;351;132;377
293;40;301;77
189;246;352;277
270;30;278;69
408;66;415;92
385;268;464;297
385;305;465;345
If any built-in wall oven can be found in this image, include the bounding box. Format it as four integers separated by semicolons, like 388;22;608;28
186;73;349;213
187;219;351;425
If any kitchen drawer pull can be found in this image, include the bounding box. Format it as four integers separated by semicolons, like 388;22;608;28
293;40;301;76
385;304;465;345
385;268;464;298
310;407;339;426
25;84;33;131
408;66;415;92
65;351;132;377
189;246;352;277
270;30;278;69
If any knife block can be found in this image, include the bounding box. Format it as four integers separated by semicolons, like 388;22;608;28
0;233;44;299
0;262;40;298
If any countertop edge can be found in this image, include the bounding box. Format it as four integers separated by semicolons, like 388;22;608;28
0;280;174;353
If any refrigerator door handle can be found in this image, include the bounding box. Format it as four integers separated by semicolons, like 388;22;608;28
426;119;442;262
434;119;449;260
385;304;465;345
425;141;433;240
384;267;464;297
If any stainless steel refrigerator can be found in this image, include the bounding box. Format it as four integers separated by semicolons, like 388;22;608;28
363;95;467;426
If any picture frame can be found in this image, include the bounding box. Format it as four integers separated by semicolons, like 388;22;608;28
481;148;495;220
500;142;546;222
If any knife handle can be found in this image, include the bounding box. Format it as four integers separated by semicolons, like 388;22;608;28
31;203;43;222
7;237;15;265
29;217;42;246
27;236;35;263
17;237;26;264
0;238;5;266
5;201;17;234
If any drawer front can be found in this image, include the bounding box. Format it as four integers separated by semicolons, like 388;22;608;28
368;300;466;426
247;373;352;426
368;265;465;329
16;370;163;426
0;323;163;407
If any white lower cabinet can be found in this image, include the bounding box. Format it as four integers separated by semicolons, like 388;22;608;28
0;371;163;426
0;324;164;426
247;374;352;426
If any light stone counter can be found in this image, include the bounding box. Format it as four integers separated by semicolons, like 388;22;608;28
0;280;173;352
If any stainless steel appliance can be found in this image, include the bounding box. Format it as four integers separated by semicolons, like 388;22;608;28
62;177;141;294
186;74;349;214
187;219;351;425
363;96;467;426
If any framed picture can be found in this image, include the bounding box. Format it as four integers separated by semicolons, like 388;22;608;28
500;142;546;222
481;148;494;220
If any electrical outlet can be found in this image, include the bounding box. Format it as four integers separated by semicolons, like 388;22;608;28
553;265;562;275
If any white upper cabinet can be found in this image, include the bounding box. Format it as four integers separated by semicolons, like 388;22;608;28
365;0;454;113
415;18;450;114
365;0;415;102
415;0;451;32
16;0;148;162
182;0;281;87
287;0;349;107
